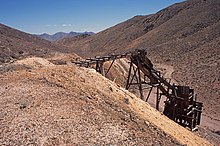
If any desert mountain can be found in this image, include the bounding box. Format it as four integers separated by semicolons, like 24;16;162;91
36;31;94;41
0;0;219;145
56;33;92;45
57;0;220;121
0;23;80;65
58;0;220;57
0;57;211;145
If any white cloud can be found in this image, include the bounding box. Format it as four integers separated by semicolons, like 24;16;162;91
62;24;67;27
68;24;72;26
54;24;57;27
46;24;51;27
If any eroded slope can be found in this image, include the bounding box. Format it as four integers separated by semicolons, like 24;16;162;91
0;59;211;145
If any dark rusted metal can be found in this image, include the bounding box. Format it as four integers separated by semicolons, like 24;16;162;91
126;49;203;131
73;49;203;131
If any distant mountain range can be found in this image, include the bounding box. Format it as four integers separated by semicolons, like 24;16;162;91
36;31;95;41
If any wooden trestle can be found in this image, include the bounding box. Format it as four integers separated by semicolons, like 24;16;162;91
73;49;203;131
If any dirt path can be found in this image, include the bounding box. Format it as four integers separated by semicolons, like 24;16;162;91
144;64;177;112
144;63;220;145
154;64;177;83
160;64;219;131
151;64;220;128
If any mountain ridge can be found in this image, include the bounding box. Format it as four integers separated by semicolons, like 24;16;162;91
0;23;79;64
36;31;94;41
0;0;219;144
56;1;220;143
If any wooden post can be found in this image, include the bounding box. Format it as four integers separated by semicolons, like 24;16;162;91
137;60;144;100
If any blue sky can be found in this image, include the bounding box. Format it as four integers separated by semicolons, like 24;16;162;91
0;0;185;34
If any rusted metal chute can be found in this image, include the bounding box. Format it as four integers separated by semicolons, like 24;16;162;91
125;49;203;130
73;49;203;131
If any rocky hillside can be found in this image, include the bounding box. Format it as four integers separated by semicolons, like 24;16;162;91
0;23;79;64
0;58;211;145
56;0;220;120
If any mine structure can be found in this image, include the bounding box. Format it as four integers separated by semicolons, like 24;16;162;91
73;49;203;131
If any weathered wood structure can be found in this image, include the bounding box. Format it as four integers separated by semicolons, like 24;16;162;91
73;49;203;131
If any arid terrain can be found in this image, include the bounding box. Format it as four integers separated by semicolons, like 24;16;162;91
0;23;80;65
0;58;211;145
0;0;219;145
56;0;220;143
57;0;220;118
